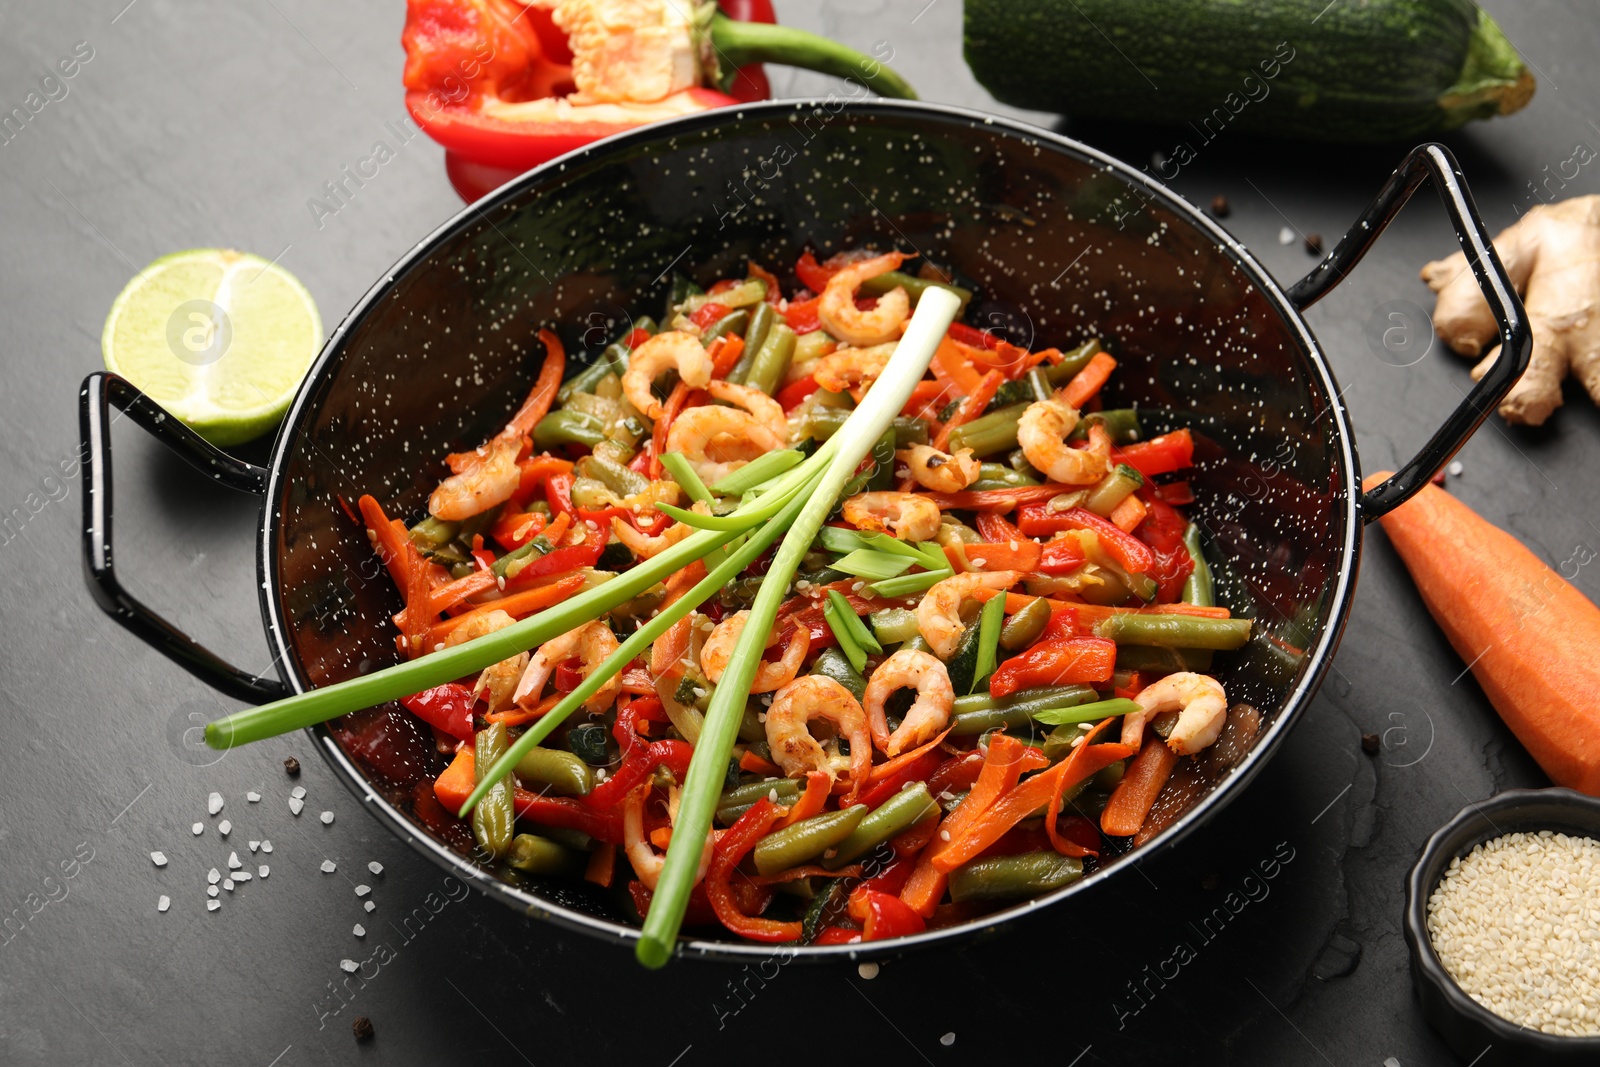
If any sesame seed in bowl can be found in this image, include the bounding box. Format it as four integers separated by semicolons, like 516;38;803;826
1405;788;1600;1065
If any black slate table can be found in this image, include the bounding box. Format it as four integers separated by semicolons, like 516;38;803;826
2;1;1596;1063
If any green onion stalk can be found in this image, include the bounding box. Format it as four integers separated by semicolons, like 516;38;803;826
636;287;961;968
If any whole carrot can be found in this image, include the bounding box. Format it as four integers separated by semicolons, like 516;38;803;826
1364;471;1600;794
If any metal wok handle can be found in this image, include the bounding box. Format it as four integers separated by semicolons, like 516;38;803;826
79;372;288;703
1286;142;1531;523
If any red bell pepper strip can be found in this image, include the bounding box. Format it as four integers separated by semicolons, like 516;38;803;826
584;738;693;810
857;749;945;810
707;798;803;943
505;329;566;438
1037;536;1087;576
975;511;1025;544
1017;506;1156;575
775;374;819;412
490;507;545;551
544;469;576;519
689;301;731;331
947;322;1001;350
1112;429;1195;478
987;638;1117;698
503;525;604;590
920;484;1084;513
857;890;926;942
783;297;822;334
1136;496;1195;602
794;252;836;294
514;787;623;843
401;683;478;743
814;926;862;945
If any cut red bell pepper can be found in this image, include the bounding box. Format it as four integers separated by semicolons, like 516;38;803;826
857;889;926;942
689;301;731;331
1037;536;1086;576
975;511;1025;544
1112;429;1195;478
783;297;822;334
1136;496;1195;602
1017;506;1156;575
794;252;837;294
814;926;862;945
503;525;604;590
490;507;545;551
401;683;478;743
776;374;819;412
947;322;1001;350
707;798;802;943
584;738;693;810
514;788;623;843
987;637;1116;698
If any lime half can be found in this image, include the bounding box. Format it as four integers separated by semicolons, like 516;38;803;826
102;249;322;446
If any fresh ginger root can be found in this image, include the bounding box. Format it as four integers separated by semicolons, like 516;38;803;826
1421;194;1600;426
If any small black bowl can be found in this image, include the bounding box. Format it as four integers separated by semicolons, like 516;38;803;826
1405;787;1600;1064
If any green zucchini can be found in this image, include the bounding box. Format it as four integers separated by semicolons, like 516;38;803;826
963;0;1533;143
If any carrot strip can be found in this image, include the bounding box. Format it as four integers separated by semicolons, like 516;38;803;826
898;814;948;917
710;334;746;379
933;369;1004;451
865;729;953;784
584;844;616;888
901;735;1031;914
1101;732;1180;837
1045;717;1127;855
505;329;567;439
1109;494;1148;533
773;771;832;829
932;336;984;395
483;691;561;727
358;495;418;593
432;747;476;811
425;574;587;644
649;381;693;479
936;728;1135;871
739;750;784;777
1059;351;1117;409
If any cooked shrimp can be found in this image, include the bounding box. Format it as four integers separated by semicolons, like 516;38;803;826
429;434;521;521
1120;672;1228;755
812;343;895;394
897;443;981;492
444;609;526;712
863;649;955;757
622;330;713;419
610;501;706;560
1017;399;1114;486
817;252;912;346
917;570;1022;659
623;784;713;892
841;491;941;541
765;675;873;802
665;381;787;485
700;611;811;693
512;619;620;714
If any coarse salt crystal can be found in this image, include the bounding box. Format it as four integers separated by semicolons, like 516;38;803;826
207;792;224;815
364;901;375;913
355;885;371;898
249;841;260;852
223;879;234;892
258;865;269;878
340;959;359;974
207;899;220;912
261;841;273;853
228;852;242;869
157;896;170;913
320;811;335;825
291;785;307;800
368;862;384;876
207;868;220;885
218;820;231;836
321;860;337;873
233;870;250;882
192;822;203;836
289;798;305;816
207;885;219;898
150;851;168;867
246;791;261;803
353;924;366;938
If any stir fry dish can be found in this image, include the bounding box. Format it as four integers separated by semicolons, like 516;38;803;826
355;249;1254;946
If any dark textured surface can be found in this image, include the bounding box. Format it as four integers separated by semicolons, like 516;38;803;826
0;1;1594;1064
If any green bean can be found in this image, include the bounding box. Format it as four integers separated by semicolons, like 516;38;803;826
1044;339;1102;385
408;516;460;552
868;607;920;646
514;746;593;796
533;409;607;450
717;777;802;825
579;455;651;499
1025;366;1053;403
738;701;766;744
1071;408;1141;445
894;417;930;446
685;278;766;313
859;270;973;315
752;805;866;876
947;850;1083;903
999;597;1052;652
798;408;930;445
809;646;867;701
1181;524;1214;607
745;324;797;397
1114;644;1214;672
558;350;619;403
969;462;1040;491
1095;614;1251;650
728;303;776;384
952;684;1095;716
1084;464;1145;517
950;685;1101;736
472;724;515;861
948;402;1031;456
825;783;937;868
1033;697;1141;727
506;833;580;876
703;308;750;344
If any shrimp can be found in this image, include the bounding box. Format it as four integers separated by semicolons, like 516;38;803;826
512;620;620;714
765;675;873;802
841;492;941;542
812;343;895;394
610;501;705;560
428;434;522;521
665;381;787;486
863;649;955;757
444;609;526;712
1120;672;1228;755
1017;398;1114;486
817;252;912;346
897;444;981;492
699;611;811;693
622;330;714;420
623;783;713;892
917;570;1022;659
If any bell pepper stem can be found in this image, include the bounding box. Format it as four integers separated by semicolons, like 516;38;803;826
707;12;917;100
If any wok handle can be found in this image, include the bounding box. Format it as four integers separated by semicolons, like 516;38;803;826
79;372;288;704
1286;142;1531;524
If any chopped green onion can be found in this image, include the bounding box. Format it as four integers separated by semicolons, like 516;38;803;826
710;449;805;495
823;595;868;673
831;548;913;581
1032;697;1142;726
659;451;713;504
826;589;881;655
869;568;951;599
969;590;1007;694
